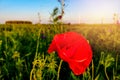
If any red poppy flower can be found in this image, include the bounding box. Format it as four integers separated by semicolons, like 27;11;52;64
48;32;92;75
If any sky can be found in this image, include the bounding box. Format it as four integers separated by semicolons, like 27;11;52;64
0;0;120;24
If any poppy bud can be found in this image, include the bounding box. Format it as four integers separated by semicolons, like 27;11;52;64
58;15;62;20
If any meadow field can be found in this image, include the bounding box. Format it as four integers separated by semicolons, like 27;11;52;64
0;24;120;80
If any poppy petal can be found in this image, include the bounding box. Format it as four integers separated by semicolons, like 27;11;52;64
48;32;92;75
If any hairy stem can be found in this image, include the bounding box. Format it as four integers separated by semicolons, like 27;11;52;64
57;60;63;80
92;60;94;80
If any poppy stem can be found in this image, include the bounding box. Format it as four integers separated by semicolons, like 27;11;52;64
57;60;63;80
34;27;42;60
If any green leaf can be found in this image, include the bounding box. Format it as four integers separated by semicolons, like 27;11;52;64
51;7;59;17
95;74;100;80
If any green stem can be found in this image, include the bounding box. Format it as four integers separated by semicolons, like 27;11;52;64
116;53;118;72
5;26;7;54
92;60;94;80
34;27;42;60
57;60;63;80
113;68;115;80
105;67;109;80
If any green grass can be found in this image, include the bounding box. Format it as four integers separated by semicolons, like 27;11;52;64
0;24;120;80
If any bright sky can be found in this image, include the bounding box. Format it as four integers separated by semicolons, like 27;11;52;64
0;0;120;24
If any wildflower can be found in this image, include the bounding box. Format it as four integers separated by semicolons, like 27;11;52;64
48;32;92;75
